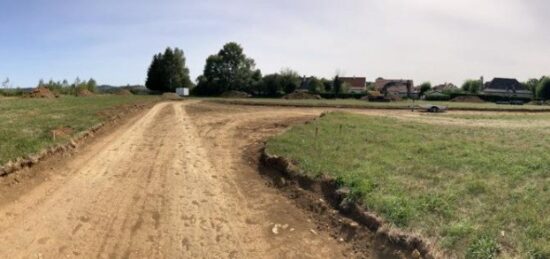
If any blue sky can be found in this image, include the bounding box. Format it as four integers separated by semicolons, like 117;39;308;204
1;0;549;87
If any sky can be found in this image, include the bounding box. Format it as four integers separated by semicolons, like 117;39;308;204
0;0;549;87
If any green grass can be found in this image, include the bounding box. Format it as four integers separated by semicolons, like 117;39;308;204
266;112;550;258
0;95;158;165
440;113;550;121
210;98;550;111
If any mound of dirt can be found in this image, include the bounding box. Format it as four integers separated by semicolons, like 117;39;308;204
77;89;95;97
26;87;57;99
115;89;133;96
451;96;485;103
282;92;322;100
162;92;182;100
220;91;251;98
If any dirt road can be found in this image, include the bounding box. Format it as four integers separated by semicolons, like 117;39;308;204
0;101;366;258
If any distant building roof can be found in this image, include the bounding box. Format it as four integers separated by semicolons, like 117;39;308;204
374;78;414;92
340;77;366;89
484;78;528;92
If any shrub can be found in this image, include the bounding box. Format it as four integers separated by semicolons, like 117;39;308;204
462;80;482;94
425;93;451;101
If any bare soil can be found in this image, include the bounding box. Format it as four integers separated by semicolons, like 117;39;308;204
25;87;57;99
0;101;369;258
77;89;95;97
0;100;541;257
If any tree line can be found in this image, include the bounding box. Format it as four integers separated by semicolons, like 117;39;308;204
38;78;97;95
145;42;346;97
145;42;550;100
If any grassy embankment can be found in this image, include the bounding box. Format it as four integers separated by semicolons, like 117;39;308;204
210;98;550;111
266;112;550;258
0;95;158;165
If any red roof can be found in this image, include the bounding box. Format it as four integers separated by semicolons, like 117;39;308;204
340;77;366;88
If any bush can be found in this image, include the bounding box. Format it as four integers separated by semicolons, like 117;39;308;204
462;80;482;94
425;93;451;101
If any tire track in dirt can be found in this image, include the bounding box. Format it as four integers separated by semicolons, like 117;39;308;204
0;101;356;258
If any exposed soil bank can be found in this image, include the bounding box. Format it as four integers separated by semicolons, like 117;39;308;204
260;150;438;259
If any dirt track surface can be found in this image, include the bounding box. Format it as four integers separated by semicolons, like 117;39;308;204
0;101;365;258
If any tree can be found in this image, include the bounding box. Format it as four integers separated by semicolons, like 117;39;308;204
260;74;283;97
524;78;540;98
536;77;550;101
279;68;300;94
2;78;10;88
308;77;323;94
145;47;192;92
321;78;332;93
333;76;343;96
86;78;97;93
194;42;261;96
419;82;432;96
462;79;482;94
38;79;45;87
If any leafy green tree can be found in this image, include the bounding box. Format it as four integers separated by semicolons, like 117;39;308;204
260;74;283;97
86;78;97;93
279;68;300;94
462;79;482;94
145;47;192;92
333;76;343;96
536;77;550;101
321;78;332;93
38;79;45;87
419;82;432;96
194;42;261;96
524;78;540;98
2;78;10;88
308;77;323;93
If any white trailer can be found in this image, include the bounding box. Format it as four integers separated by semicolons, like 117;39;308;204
176;88;190;97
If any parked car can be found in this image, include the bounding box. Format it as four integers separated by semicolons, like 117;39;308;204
417;104;448;113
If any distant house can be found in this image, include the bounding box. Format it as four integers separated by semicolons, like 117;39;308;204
483;78;532;99
374;78;414;97
340;77;366;93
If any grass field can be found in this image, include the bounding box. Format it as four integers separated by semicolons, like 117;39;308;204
210;98;550;112
266;112;550;258
0;95;158;165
